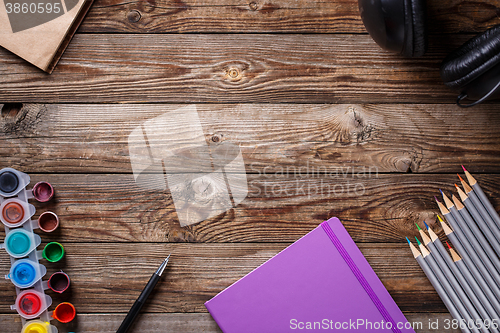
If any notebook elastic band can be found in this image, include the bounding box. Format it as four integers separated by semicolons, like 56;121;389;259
321;222;402;333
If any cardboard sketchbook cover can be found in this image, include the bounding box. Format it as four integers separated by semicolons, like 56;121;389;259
0;0;93;73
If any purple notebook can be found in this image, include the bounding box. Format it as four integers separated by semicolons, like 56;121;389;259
205;217;415;332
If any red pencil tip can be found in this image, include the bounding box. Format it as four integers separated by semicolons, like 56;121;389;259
462;165;467;172
446;241;452;249
457;174;464;182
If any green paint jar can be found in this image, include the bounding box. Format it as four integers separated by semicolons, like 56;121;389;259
42;242;64;263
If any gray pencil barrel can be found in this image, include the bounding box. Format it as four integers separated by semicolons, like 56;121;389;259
427;244;487;333
451;206;500;283
468;190;500;246
463;197;500;257
445;212;500;297
424;252;480;333
456;259;500;320
447;230;500;313
416;255;471;333
458;205;500;275
473;183;500;231
433;240;500;330
427;242;491;333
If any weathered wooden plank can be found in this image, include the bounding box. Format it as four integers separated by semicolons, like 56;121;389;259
78;0;500;34
0;34;482;103
2;173;497;243
0;243;446;313
1;103;500;173
0;313;462;333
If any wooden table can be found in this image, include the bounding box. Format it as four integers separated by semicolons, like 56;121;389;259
1;0;500;332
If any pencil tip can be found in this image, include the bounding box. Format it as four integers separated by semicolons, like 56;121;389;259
458;174;464;182
415;222;421;231
437;214;443;223
446;241;451;249
415;236;422;246
439;189;444;196
434;196;440;203
406;237;411;245
462;165;467;172
423;221;429;230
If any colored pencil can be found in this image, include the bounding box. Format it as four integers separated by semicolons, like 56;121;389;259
441;190;500;283
446;241;500;320
452;193;500;274
416;237;480;333
456;184;500;257
424;222;498;326
459;173;500;242
407;238;471;333
462;166;500;231
438;216;500;302
417;225;492;333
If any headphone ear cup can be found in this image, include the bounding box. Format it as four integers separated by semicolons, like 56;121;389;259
402;0;427;57
409;0;427;57
440;24;500;89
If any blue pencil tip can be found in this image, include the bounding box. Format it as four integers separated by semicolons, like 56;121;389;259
423;221;429;230
406;237;411;245
439;189;443;195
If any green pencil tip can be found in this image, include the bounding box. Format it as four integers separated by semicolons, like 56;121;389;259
415;236;421;246
415;222;421;231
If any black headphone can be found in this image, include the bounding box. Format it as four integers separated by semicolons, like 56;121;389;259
358;0;500;107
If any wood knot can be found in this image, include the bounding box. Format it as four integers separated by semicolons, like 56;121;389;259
127;10;142;23
211;134;222;143
219;62;252;85
249;2;258;10
1;103;23;118
227;68;240;79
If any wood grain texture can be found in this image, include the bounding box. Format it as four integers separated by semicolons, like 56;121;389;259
1;103;500;174
0;243;447;313
0;313;461;333
0;34;483;103
78;0;500;34
4;173;497;243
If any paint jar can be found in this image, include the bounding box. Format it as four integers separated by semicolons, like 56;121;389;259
42;242;64;263
32;182;54;202
38;212;59;233
53;302;76;323
7;259;46;289
0;167;30;197
21;320;58;333
1;228;41;258
0;198;35;228
48;271;70;293
12;289;52;319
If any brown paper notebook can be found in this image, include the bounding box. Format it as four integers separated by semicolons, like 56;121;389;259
0;0;93;73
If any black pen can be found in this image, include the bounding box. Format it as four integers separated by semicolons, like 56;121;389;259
116;255;171;333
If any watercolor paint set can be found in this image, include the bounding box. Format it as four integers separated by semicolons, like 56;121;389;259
0;168;75;333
